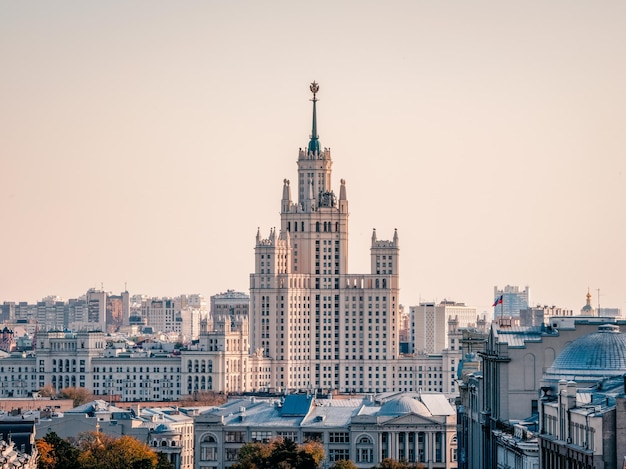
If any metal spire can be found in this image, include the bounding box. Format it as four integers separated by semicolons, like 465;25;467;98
308;81;320;154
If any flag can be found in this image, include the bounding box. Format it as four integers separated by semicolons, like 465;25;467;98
492;295;503;307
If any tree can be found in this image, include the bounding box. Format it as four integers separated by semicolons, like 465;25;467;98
76;431;158;469
330;460;358;469
178;390;226;406
296;440;325;469
36;439;56;468
155;452;175;469
232;438;324;469
373;459;424;469
39;384;57;398
59;386;93;407
36;431;81;469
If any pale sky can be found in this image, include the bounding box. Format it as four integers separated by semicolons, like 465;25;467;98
2;1;625;314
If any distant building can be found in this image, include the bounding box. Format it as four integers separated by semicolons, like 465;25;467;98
493;285;529;319
208;291;248;333
519;305;573;327
580;289;596;316
410;301;479;354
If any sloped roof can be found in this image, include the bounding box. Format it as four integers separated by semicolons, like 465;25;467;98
281;394;313;417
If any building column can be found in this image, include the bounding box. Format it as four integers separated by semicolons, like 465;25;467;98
404;431;408;461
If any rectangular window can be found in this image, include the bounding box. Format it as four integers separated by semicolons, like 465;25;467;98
329;432;350;443
225;431;246;443
200;447;217;461
329;448;350;461
276;431;299;442
303;432;323;442
251;431;272;442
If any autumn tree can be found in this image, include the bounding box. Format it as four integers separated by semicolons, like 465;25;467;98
76;431;158;469
374;459;424;469
36;431;81;469
232;437;325;469
330;459;358;469
59;386;93;407
178;390;226;406
38;384;57;398
36;439;56;468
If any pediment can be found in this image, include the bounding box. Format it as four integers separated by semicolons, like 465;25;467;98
380;412;442;427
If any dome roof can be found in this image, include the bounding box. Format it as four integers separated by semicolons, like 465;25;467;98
544;324;626;383
378;395;430;417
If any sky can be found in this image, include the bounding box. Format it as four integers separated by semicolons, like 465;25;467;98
2;1;625;315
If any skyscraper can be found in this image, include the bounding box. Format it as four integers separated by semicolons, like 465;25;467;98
493;284;529;319
249;82;400;393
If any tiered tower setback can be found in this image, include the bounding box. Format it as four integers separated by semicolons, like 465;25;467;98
250;83;400;393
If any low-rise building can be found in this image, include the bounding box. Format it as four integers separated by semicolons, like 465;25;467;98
194;392;457;469
36;400;194;469
0;416;38;469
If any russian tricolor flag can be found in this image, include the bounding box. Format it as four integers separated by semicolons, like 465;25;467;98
492;295;503;307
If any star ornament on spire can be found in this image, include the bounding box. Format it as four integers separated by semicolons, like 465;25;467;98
310;81;319;99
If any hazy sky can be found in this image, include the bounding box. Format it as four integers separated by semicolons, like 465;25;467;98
2;1;625;314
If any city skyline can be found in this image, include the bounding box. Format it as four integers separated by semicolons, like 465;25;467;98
2;2;625;313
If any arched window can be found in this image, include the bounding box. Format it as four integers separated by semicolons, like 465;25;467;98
316;222;320;232
356;435;374;463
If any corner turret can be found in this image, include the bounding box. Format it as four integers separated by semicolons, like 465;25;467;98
281;179;291;213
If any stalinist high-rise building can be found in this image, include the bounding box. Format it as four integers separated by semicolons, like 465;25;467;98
250;82;400;393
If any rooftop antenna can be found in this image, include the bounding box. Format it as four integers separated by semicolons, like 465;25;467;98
597;288;601;313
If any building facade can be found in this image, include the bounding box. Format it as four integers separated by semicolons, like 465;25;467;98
194;392;457;469
457;316;626;469
493;285;530;319
410;301;479;355
249;82;400;394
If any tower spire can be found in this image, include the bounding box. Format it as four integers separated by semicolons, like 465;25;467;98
308;81;320;154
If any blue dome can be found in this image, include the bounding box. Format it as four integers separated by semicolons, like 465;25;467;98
379;396;430;416
544;324;626;383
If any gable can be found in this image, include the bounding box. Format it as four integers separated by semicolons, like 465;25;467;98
380;412;444;427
